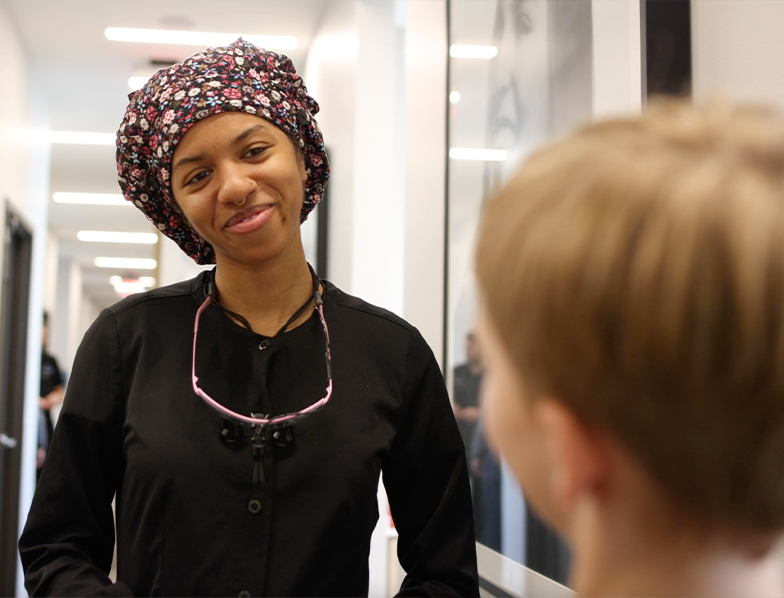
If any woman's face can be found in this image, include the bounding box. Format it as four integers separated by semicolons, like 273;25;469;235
170;112;308;267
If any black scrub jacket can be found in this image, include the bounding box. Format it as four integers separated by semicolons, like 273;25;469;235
19;271;479;597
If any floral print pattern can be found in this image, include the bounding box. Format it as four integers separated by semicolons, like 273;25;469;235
116;38;330;265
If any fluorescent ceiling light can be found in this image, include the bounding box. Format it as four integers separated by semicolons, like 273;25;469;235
95;257;158;270
10;129;113;146
54;192;129;206
449;45;498;59
78;230;158;244
128;76;150;91
105;27;298;50
449;91;461;104
449;148;508;162
46;131;115;145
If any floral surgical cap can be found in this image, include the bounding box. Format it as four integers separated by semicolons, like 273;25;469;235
116;38;329;265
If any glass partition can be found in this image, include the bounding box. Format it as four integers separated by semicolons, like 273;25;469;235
446;0;596;586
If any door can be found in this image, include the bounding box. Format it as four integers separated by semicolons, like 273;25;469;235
0;205;33;596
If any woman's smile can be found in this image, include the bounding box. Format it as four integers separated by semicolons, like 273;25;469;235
223;203;274;233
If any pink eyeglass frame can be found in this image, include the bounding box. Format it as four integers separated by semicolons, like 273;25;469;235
191;295;333;427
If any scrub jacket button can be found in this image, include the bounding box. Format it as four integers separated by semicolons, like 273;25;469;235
248;499;262;514
258;340;269;350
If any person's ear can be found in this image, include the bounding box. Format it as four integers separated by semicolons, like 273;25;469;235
534;399;608;517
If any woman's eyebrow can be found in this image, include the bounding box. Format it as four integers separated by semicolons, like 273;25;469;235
233;124;267;145
173;124;269;173
173;154;204;172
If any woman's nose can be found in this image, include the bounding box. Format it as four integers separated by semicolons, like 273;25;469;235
216;164;256;205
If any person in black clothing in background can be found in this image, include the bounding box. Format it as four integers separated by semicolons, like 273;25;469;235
37;311;64;479
19;39;478;597
452;332;482;457
452;332;501;551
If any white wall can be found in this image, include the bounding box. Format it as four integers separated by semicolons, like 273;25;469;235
591;0;643;117
692;0;784;109
0;6;29;208
156;232;211;288
306;0;447;359
402;0;447;362
43;231;59;316
350;0;406;314
305;0;359;294
53;256;73;374
56;258;88;370
0;4;51;595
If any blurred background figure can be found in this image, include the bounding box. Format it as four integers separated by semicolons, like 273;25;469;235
470;422;501;553
452;332;502;552
452;332;482;456
37;312;64;479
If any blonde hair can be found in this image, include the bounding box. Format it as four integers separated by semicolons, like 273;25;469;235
476;100;784;536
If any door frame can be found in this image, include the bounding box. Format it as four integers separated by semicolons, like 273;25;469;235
0;202;33;596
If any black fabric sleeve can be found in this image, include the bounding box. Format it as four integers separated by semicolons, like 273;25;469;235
382;329;480;597
19;311;133;597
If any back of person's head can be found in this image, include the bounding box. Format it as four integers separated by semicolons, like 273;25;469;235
475;100;784;545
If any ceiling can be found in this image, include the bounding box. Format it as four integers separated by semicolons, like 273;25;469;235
3;0;329;308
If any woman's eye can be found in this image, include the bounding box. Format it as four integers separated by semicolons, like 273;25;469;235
186;170;210;186
244;146;265;158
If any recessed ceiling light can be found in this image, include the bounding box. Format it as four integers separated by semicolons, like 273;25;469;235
105;27;298;50
54;193;129;206
449;148;508;161
78;231;158;244
449;45;498;59
449;91;461;104
95;257;158;270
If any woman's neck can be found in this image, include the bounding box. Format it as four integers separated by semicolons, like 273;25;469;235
212;251;315;337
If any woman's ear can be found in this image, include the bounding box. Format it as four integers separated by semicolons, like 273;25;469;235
535;399;608;521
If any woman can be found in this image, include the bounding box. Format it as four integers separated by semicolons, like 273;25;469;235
20;39;478;597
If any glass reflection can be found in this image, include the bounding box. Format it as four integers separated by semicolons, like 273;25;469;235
448;0;594;585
